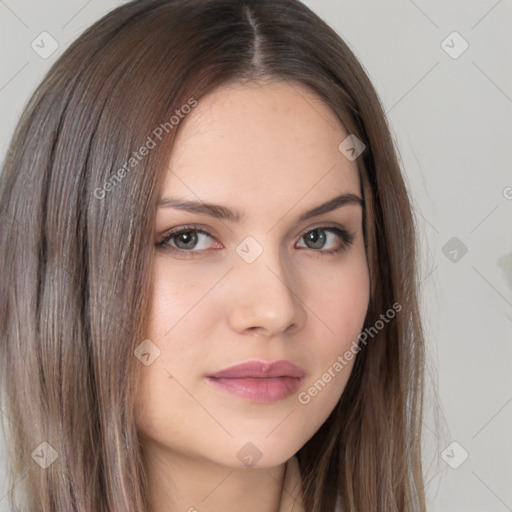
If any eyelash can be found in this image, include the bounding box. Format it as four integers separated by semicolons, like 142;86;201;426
155;224;355;258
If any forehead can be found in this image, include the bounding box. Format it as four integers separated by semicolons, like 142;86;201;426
162;80;360;207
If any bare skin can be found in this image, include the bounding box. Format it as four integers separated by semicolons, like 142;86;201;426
135;79;370;512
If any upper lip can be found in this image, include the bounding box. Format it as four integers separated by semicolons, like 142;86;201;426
207;359;305;379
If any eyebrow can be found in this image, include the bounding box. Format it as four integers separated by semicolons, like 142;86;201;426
157;192;364;223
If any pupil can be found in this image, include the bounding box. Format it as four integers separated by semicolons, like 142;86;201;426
177;231;197;249
307;229;325;249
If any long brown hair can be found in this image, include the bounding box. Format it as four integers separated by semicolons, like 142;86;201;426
0;1;427;510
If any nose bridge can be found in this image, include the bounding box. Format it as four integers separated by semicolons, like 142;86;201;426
228;235;306;336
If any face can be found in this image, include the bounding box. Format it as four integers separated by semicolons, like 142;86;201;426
135;80;370;469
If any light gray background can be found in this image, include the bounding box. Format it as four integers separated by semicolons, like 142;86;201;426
1;1;511;511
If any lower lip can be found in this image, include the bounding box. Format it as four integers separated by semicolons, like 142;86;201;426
205;376;303;403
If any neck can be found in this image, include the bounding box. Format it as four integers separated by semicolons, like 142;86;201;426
142;445;293;512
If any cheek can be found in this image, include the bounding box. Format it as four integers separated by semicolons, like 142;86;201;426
146;257;221;339
302;253;370;344
136;259;225;423
333;264;370;338
296;253;370;401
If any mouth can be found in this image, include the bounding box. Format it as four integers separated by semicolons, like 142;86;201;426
205;359;305;403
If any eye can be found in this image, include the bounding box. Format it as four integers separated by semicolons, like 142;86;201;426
155;224;355;257
156;224;218;255
296;226;355;254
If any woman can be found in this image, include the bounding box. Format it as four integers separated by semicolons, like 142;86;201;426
0;1;427;511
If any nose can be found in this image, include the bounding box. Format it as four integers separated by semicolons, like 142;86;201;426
227;245;307;337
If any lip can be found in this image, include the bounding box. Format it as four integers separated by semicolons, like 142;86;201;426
205;359;305;403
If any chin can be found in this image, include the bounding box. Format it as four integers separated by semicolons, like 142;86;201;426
212;435;303;469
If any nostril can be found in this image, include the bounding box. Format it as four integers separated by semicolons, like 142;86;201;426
246;326;267;336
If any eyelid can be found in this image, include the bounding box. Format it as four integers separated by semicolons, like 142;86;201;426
155;221;355;254
157;220;350;239
297;221;347;237
156;223;218;245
